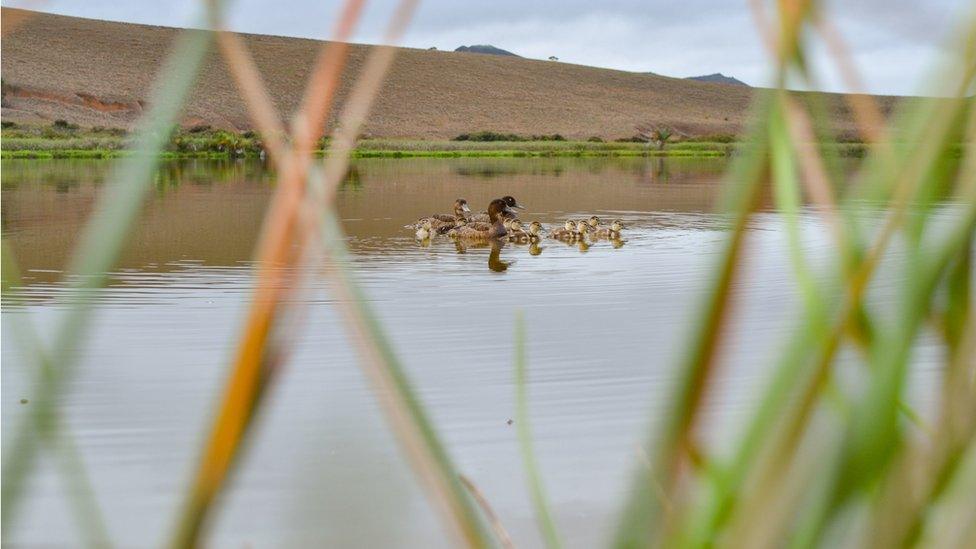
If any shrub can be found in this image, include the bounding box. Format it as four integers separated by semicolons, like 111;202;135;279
683;133;737;143
52;119;79;130
1;121;16;129
453;131;524;142
529;134;566;141
187;124;212;134
586;136;604;143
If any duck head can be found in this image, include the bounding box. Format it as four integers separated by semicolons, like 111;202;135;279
588;216;601;228
509;220;523;232
454;198;471;217
501;196;525;211
486;198;516;223
611;219;623;232
563;220;575;231
528;221;543;235
576;220;590;235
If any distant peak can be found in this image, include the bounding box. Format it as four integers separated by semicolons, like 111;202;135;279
454;44;519;57
686;73;749;86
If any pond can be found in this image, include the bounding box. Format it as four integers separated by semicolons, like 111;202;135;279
0;157;946;547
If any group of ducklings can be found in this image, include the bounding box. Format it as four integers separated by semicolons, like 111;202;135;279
411;197;624;245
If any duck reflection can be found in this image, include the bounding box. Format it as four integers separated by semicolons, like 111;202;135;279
488;240;512;272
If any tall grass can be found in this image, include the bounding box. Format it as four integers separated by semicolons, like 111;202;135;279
2;0;974;547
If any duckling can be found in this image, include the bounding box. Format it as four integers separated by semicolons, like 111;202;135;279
575;221;593;251
448;198;515;240
470;195;525;222
592;219;624;240
507;220;531;243
575;220;592;241
415;219;433;240
527;221;543;242
548;220;578;240
586;216;602;230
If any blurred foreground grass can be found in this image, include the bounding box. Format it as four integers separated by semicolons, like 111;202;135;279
2;0;975;547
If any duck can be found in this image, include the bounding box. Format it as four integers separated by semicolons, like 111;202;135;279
507;220;530;243
447;198;516;240
470;195;524;222
548;220;579;240
437;216;468;235
527;221;543;242
575;220;592;241
592;219;624;240
415;219;433;240
412;198;471;230
586;216;602;230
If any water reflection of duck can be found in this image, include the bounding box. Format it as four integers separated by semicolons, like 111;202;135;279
488;240;511;272
448;198;517;240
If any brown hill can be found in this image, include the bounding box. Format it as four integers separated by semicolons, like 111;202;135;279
1;8;896;140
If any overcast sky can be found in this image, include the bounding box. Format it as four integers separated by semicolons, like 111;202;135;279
5;0;971;96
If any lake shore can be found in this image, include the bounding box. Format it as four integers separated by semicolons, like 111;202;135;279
0;128;874;159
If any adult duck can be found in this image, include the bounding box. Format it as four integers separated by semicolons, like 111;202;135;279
470;195;524;222
448;198;516;240
412;198;471;230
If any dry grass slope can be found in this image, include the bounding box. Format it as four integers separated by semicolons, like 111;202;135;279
1;8;897;140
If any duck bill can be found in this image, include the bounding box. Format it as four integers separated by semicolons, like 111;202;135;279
512;202;525;210
462;204;471;212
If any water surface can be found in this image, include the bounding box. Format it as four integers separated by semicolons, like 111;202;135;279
1;157;946;547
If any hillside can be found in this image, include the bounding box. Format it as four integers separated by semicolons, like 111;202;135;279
1;8;896;140
454;45;519;56
687;73;750;87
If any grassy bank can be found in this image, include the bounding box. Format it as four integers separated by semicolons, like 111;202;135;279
1;128;882;159
1;124;745;158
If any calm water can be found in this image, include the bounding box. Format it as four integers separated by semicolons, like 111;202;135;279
0;157;947;547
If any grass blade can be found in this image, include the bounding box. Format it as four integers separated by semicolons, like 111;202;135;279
514;311;562;549
1;19;216;530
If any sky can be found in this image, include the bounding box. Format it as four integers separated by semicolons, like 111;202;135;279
4;0;971;96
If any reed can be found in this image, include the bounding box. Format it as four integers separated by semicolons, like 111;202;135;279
2;0;974;547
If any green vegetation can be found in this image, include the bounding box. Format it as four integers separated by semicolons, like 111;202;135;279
453;131;567;142
4;125;886;159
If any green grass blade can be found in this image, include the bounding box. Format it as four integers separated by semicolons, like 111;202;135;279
1;242;113;547
613;93;772;548
314;201;494;547
514;311;562;549
1;15;215;532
